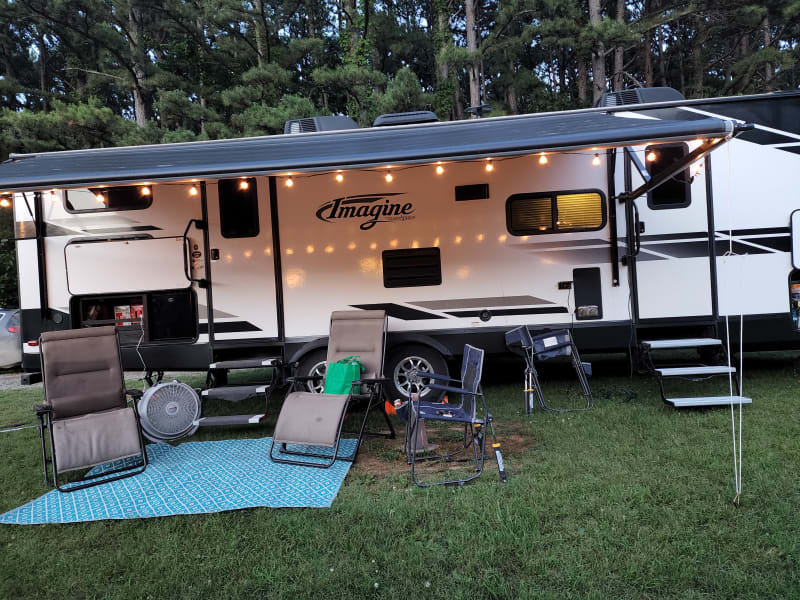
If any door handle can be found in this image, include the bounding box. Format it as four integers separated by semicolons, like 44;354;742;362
182;219;209;286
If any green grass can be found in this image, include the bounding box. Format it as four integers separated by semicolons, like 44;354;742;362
1;354;799;599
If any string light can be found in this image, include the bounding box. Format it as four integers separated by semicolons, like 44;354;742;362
285;177;294;188
189;186;199;196
485;159;494;172
335;172;344;183
646;150;657;162
592;154;601;166
385;170;393;183
0;198;10;208
538;153;548;165
95;193;106;203
140;186;151;196
435;164;445;175
238;179;250;191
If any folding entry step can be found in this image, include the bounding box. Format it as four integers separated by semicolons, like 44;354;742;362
641;338;722;350
665;396;752;408
197;355;283;429
640;337;752;409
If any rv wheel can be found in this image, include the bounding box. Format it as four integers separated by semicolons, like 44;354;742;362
386;345;448;402
296;349;328;393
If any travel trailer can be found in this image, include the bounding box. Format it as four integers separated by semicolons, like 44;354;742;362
1;87;798;409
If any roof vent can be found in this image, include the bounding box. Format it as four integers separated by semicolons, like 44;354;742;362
596;87;685;107
372;111;439;127
283;116;360;134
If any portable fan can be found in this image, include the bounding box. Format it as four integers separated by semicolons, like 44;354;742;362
137;381;201;442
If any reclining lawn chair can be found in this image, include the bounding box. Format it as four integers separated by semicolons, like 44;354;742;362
407;344;506;487
269;310;394;468
35;326;148;492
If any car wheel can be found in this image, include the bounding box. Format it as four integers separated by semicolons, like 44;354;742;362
385;344;448;402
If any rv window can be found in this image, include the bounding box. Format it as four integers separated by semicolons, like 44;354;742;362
65;186;152;213
645;143;691;210
506;190;605;235
219;178;259;238
382;247;442;288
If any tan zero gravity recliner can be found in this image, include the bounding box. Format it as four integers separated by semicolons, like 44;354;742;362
269;310;395;468
35;326;148;492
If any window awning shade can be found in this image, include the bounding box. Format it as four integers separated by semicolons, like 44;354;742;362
0;110;736;192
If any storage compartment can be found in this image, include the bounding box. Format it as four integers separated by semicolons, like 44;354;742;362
71;289;197;346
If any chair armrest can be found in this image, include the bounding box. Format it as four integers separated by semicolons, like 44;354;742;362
287;375;323;383
34;404;51;415
424;382;481;396
422;372;459;383
125;389;144;400
353;377;390;386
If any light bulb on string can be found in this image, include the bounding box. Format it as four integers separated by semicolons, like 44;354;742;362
646;150;657;162
435;163;445;175
285;177;294;188
538;153;548;165
238;179;250;191
592;154;601;166
385;170;393;183
485;159;494;172
140;186;151;196
335;172;344;183
189;186;199;196
0;198;10;208
95;193;106;204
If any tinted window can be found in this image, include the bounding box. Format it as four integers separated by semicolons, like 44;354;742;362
507;190;605;235
646;143;691;209
219;178;259;238
65;186;152;212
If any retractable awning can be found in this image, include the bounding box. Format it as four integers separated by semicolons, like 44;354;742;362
0;110;737;192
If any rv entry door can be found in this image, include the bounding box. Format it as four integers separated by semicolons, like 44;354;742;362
205;177;279;341
624;144;714;322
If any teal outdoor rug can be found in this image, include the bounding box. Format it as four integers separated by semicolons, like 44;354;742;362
0;437;357;525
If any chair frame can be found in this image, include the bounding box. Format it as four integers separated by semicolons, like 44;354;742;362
35;328;149;493
407;345;491;487
269;312;395;469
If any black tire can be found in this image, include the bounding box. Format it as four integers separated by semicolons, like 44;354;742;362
295;348;328;393
385;344;448;402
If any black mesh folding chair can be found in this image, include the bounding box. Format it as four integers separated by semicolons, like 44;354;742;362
407;344;506;487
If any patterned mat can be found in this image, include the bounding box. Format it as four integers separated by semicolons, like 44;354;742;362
0;437;357;524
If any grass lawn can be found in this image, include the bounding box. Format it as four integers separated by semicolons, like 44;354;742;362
1;353;799;599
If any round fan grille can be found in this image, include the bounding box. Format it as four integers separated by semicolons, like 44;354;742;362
138;381;201;442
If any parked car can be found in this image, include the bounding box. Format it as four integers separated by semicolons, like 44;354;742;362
0;309;21;369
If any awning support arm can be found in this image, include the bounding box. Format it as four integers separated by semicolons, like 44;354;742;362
624;147;650;184
617;123;753;203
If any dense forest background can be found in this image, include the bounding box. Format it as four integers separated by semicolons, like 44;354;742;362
0;0;799;307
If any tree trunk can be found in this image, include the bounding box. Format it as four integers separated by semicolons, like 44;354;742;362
253;0;269;66
763;15;773;90
691;15;704;98
577;58;588;104
656;25;667;87
612;0;624;91
588;0;606;103
128;5;151;127
37;29;48;111
644;35;653;87
464;0;480;113
344;0;359;58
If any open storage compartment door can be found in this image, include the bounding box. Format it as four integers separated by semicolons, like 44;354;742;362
65;236;188;295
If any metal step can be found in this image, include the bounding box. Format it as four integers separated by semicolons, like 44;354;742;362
201;385;269;402
195;414;265;427
666;395;752;408
209;358;281;370
655;365;736;377
642;338;722;350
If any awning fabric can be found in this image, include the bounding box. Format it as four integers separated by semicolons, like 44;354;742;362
0;111;734;191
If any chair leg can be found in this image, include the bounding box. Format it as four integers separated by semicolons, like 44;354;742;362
38;414;49;486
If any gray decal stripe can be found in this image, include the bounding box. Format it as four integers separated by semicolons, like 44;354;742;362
512;238;609;249
412;295;554;310
446;307;569;318
351;303;446;320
